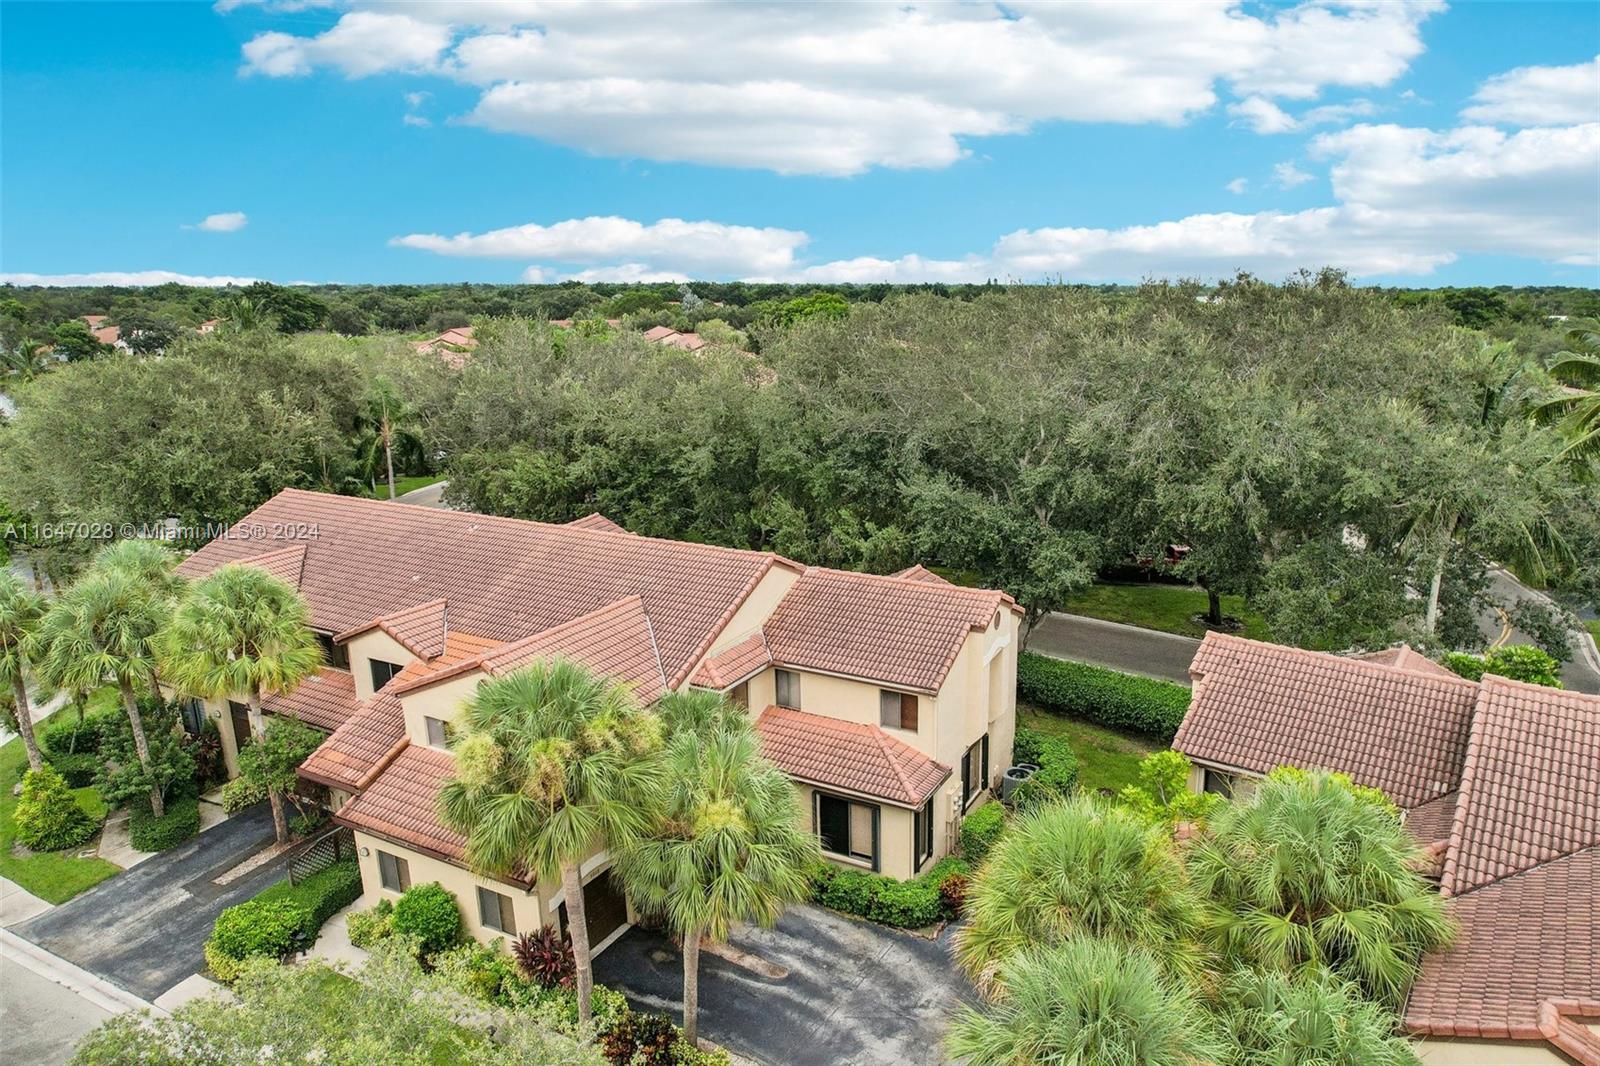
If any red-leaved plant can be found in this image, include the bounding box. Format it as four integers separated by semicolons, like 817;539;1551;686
512;926;576;989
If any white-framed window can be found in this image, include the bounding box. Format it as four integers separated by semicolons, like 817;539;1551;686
879;689;919;731
476;886;517;935
377;850;411;892
775;669;801;710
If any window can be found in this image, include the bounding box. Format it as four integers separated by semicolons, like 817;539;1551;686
477;886;517;935
370;659;402;692
228;701;253;751
960;734;990;809
879;689;919;731
729;680;749;709
315;632;350;670
775;669;800;710
814;792;879;870
425;716;448;748
913;795;935;872
178;697;206;737
377;850;411;892
1203;769;1236;798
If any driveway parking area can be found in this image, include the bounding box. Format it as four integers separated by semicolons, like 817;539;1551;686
593;904;976;1066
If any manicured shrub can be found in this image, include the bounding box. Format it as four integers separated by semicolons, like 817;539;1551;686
257;858;363;939
391;882;463;958
220;775;266;813
1443;644;1563;688
206;897;311;982
129;792;201;852
13;764;97;852
867;877;944;928
599;1010;677;1065
45;750;102;789
1014;736;1080;809
1018;652;1191;740
40;712;107;760
810;856;971;929
347;899;394;949
513;925;576;989
959;802;1007;862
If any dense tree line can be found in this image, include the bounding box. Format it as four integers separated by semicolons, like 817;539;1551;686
3;274;1595;654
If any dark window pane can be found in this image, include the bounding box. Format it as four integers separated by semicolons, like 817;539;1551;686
370;659;402;692
775;670;800;710
379;851;410;892
316;632;350;669
817;793;849;855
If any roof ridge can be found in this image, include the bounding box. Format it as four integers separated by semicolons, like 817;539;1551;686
1444;841;1600;900
1200;630;1481;689
872;724;918;799
808;564;1006;600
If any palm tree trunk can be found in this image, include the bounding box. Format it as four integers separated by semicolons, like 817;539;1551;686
1423;513;1462;637
247;689;288;845
562;861;595;1027
681;926;702;1045
119;677;163;818
383;428;397;501
10;675;43;772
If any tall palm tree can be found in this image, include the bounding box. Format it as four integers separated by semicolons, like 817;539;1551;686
0;571;47;771
955;796;1207;995
1534;321;1600;469
946;937;1222;1066
160;564;323;845
357;376;423;500
30;568;171;816
439;658;662;1028
1213;966;1423;1066
1186;769;1454;1007
616;712;818;1044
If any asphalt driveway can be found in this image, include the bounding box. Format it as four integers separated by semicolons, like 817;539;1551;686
593;904;977;1066
13;804;286;1001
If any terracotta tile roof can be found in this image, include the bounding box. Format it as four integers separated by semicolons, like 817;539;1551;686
641;325;677;342
234;544;307;590
1404;790;1459;847
263;667;358;732
177;489;795;689
82;315;108;326
337;598;450;659
888;564;953;586
566;513;629;534
660;332;706;351
762;567;1016;693
1175;633;1478;810
754;705;950;807
1405;847;1600;1058
334;745;474;865
298;691;407;791
91;326;121;345
1439;676;1600;897
692;630;771;689
1354;643;1459;679
476;596;668;704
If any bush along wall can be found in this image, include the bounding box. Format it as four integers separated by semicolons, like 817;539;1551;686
809;856;970;929
129;792;201;852
1017;652;1191;740
256;858;364;941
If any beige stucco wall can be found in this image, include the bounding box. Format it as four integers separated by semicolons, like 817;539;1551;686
791;782;922;881
689;565;802;666
1415;1036;1570;1065
347;629;416;701
397;671;484;749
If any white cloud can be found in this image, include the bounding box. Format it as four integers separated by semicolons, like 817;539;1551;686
1272;162;1314;188
1230;95;1377;134
0;270;259;287
230;1;1441;175
1462;55;1600;126
392;216;810;278
1226;177;1249;194
242;12;450;78
403;114;431;127
184;211;249;232
404;90;430;108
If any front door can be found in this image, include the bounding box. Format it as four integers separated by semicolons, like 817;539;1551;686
561;868;629;950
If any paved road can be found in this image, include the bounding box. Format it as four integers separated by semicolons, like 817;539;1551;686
594;904;975;1066
0;954;112;1065
1027;612;1198;684
13;804;286;1000
1481;568;1600;694
397;478;450;508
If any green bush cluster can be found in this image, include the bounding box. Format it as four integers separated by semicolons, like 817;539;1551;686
347;899;394;948
128;792;200;852
40;710;112;788
206;897;311;983
1010;725;1081;810
810;856;970;929
1018;653;1191;740
959;802;1007;863
220;775;266;814
1442;644;1563;688
256;858;363;941
391;882;463;958
13;764;98;852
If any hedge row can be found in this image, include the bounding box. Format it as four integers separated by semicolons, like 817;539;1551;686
809;855;969;929
257;858;364;941
129;793;200;852
1011;725;1080;809
959;803;1006;863
1017;652;1191;740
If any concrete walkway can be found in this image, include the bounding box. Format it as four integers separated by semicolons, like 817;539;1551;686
1;876;53;927
1027;612;1198;684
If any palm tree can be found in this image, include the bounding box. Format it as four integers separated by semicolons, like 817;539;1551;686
0;572;47;771
652;687;750;739
615;710;818;1043
356;376;423;500
1213;966;1423;1066
438;658;663;1027
160;564;323;845
955;796;1207;995
30;568;171;816
1534;321;1600;469
1186;769;1454;1007
946;937;1222;1066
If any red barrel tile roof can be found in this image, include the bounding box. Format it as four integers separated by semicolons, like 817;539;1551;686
763;568;1016;693
336;598;450;659
565;513;629;534
1354;643;1461;679
298;691;407;791
234;544;307;590
888;564;953;586
691;630;772;690
478;596;668;704
263;667;358;733
1175;632;1478;810
755;705;950;807
335;745;471;865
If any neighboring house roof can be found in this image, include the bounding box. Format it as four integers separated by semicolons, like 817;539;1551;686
91;326;121;346
263;667;358;732
234;544;308;590
298;691;407;791
762;567;1018;694
660;332;706;351
755;705;950;807
334;745;484;870
82;315;108;326
1354;644;1461;679
337;598;450;660
177;488;798;690
641;325;677;342
889;564;953;586
566;512;629;534
692;630;771;690
1175;632;1478;810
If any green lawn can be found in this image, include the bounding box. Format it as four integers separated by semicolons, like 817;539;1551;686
1587;619;1600;644
1020;703;1160;795
367;474;444;499
0;734;120;903
1062;582;1273;642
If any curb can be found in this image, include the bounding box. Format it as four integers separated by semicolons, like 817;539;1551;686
0;927;165;1017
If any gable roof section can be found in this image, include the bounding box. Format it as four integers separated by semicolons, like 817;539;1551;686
336;598;450;659
692;630;772;690
755;705;950;807
762;567;1015;693
888;564;953;586
478;596;668;704
1440;676;1600;897
263;667;358;732
1175;632;1479;810
566;512;629;534
298;691;407;791
1354;643;1460;679
234;544;307;590
177;489;795;690
334;745;478;867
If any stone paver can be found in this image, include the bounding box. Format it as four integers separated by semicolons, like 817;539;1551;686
305;899;370;968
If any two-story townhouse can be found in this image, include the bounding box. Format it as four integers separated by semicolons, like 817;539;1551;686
173;489;1020;953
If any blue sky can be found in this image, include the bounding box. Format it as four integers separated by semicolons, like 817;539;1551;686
2;1;1596;287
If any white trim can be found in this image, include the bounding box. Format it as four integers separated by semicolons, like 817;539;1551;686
590;922;632;957
983;633;1011;666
